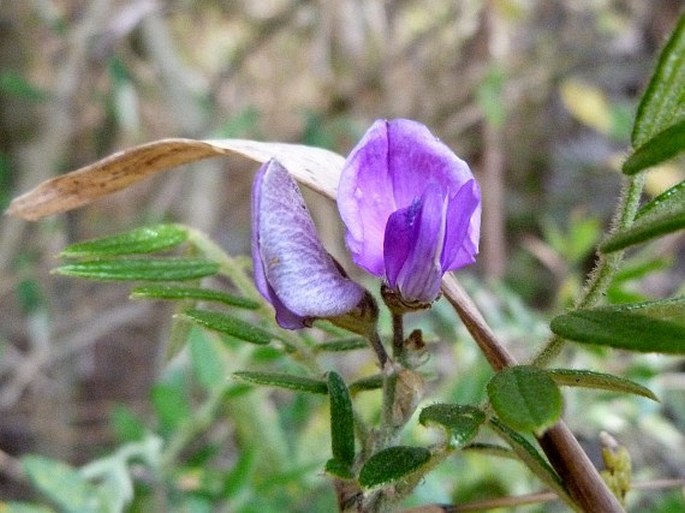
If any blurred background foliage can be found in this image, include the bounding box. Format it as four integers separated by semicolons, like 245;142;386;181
0;0;683;511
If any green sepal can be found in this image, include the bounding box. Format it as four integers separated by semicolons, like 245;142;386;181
550;299;685;354
56;258;219;281
131;284;259;309
183;309;276;345
601;181;685;252
419;403;486;445
60;224;188;257
548;368;658;401
487;366;562;433
358;446;430;490
233;371;328;394
327;371;355;467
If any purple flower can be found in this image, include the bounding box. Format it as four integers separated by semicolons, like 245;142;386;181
252;159;366;329
338;119;481;304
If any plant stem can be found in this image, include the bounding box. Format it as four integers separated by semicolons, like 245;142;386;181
392;313;405;360
532;173;646;367
441;274;625;513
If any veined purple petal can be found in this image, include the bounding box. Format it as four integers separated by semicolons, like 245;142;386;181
338;120;395;276
252;159;365;329
384;184;446;303
440;179;481;271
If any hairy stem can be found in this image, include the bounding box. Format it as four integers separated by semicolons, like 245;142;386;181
533;173;646;367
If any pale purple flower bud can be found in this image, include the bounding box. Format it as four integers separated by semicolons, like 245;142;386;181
338;119;481;304
252;159;366;329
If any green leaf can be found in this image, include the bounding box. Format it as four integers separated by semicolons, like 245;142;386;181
462;443;516;460
233;371;328;394
110;404;146;442
327;372;355;468
623;119;685;174
358;446;430;490
348;374;383;394
548;369;658;401
60;224;188;257
190;328;225;390
22;455;99;513
131;285;260;309
316;337;368;352
550;302;685;354
56;258;219;281
488;418;568;500
631;14;685;148
183;309;275;345
419;404;486;445
601;181;685;252
487;366;562;432
324;458;354;479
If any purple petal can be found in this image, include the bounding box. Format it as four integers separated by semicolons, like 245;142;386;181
440;179;481;271
384;184;446;303
338;120;394;276
386;119;474;211
253;159;365;327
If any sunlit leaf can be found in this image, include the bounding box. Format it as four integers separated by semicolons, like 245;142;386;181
548;369;658;401
419;404;485;445
631;14;685;148
55;258;219;281
550;301;685;354
183;309;275;345
8;138;343;220
327;372;355;468
60;224;187;257
233;371;328;394
601;181;685;252
22;456;98;513
487;366;562;432
131;285;259;309
358;446;430;489
623;119;685;174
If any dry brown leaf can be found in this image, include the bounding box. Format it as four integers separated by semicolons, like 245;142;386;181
7;137;344;220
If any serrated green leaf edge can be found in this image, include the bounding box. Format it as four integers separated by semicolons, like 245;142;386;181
183;309;276;345
358;446;431;490
487;366;563;433
623;119;685;174
548;369;658;401
418;404;486;445
550;308;685;354
327;371;355;467
233;371;328;394
131;285;260;309
55;258;219;281
60;224;188;257
632;14;685;148
601;181;685;252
